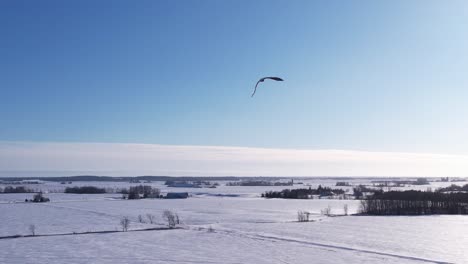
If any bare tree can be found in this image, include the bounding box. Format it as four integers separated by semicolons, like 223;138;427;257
138;214;145;223
297;210;311;222
162;210;178;228
359;200;367;214
321;205;332;216
146;214;156;224
149;188;161;198
120;216;130;232
29;224;36;236
343;204;349;216
175;213;180;224
297;211;305;222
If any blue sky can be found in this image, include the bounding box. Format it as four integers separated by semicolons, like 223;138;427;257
1;1;468;176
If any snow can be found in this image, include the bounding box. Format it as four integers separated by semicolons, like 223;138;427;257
0;180;466;263
1;229;411;264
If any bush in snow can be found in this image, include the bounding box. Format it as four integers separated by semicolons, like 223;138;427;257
138;214;145;223
297;211;310;222
321;205;332;216
146;214;156;224
120;216;130;232
29;224;36;236
32;192;50;203
162;210;179;228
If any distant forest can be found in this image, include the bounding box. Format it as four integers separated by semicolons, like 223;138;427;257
361;190;468;215
227;180;293;187
263;186;346;199
0;186;33;193
437;184;468;193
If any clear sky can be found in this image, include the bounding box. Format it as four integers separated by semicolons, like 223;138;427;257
1;1;468;176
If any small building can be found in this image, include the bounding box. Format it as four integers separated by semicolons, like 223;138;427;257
166;192;189;199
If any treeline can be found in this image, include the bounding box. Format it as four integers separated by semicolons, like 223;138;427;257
371;178;429;186
360;190;468;215
336;182;351;186
0;186;33;193
263;185;345;199
228;180;293;187
121;185;161;199
65;186;106;194
437;184;468;193
25;192;50;203
353;185;382;199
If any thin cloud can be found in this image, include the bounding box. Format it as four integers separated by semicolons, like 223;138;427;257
1;141;468;177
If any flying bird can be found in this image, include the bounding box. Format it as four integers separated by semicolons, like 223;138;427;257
251;77;284;97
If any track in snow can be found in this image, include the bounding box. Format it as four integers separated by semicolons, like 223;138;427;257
194;227;452;264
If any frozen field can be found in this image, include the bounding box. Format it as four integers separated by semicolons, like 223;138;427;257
1;181;467;263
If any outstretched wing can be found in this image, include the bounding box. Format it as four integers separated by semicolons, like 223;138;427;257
264;77;284;81
251;79;262;97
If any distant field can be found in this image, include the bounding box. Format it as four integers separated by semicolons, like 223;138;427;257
0;179;466;263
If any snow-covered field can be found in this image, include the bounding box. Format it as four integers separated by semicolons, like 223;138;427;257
1;180;467;263
3;178;466;197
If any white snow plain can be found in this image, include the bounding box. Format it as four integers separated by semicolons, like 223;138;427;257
0;180;467;263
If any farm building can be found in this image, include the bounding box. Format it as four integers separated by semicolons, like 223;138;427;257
166;192;189;199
